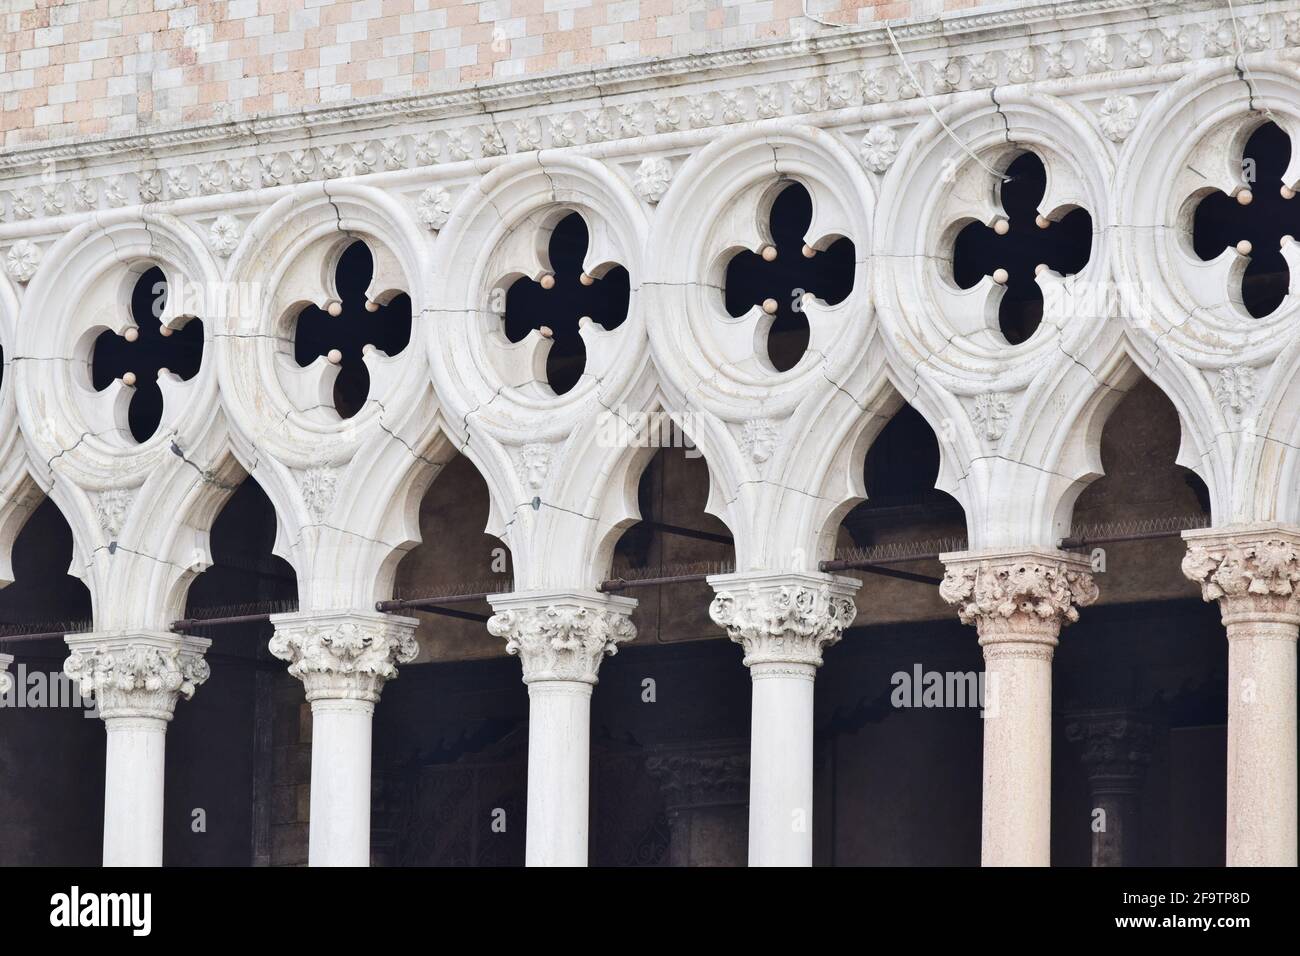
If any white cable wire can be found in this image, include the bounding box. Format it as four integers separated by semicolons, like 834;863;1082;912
1224;0;1279;126
799;1;1009;181
883;22;1010;181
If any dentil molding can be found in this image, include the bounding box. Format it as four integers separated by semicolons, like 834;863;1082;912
1;2;1296;224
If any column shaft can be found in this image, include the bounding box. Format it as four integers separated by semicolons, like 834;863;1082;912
487;590;638;868
308;698;376;867
1065;710;1152;868
63;631;211;868
748;662;816;866
980;645;1053;866
102;716;169;866
1225;620;1298;866
1183;526;1300;868
646;740;749;867
269;609;419;868
940;548;1098;868
707;570;860;868
525;680;592;866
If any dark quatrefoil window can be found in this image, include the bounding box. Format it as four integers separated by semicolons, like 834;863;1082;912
501;212;630;396
1191;121;1296;319
723;181;854;373
293;240;412;419
92;266;203;443
952;151;1092;345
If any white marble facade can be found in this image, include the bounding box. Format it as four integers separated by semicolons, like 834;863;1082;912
1;0;1298;866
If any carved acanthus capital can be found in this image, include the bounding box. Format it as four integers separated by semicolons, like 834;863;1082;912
646;741;749;812
1181;525;1300;626
487;591;638;684
940;549;1098;653
63;632;211;721
1064;709;1153;790
707;572;860;669
269;610;419;703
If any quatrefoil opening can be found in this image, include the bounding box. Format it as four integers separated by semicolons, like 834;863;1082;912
90;266;203;443
950;151;1092;345
1190;121;1298;319
722;181;855;373
290;240;411;420
499;211;630;396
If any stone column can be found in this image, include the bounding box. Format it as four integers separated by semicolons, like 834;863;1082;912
1182;524;1299;867
63;632;211;867
707;571;859;867
646;740;749;867
487;590;637;867
1064;709;1152;867
940;549;1098;866
269;609;418;867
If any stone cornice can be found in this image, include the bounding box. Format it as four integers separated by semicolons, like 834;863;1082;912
0;0;1261;190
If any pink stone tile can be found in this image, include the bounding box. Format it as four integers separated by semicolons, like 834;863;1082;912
371;14;401;38
447;4;478;27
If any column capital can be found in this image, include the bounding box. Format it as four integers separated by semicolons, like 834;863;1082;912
707;571;859;669
486;590;637;684
1064;708;1153;792
0;652;13;697
646;740;749;813
63;631;211;721
939;548;1098;653
1181;523;1300;627
269;609;419;703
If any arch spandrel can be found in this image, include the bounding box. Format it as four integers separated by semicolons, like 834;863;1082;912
218;181;454;609
1115;62;1300;525
428;153;656;590
643;124;892;569
875;93;1133;549
7;211;242;627
0;268;43;589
